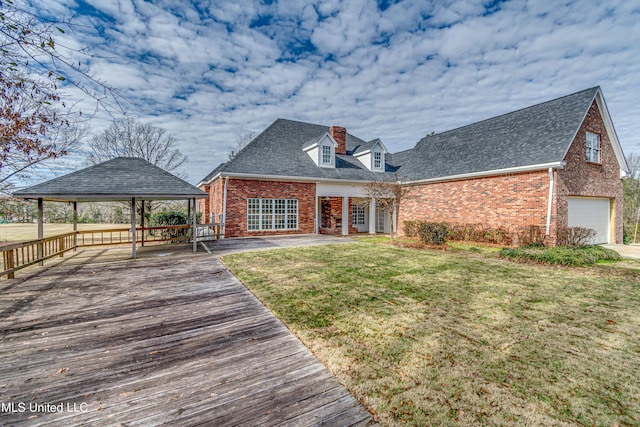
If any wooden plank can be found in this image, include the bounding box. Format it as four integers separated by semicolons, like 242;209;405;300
0;247;373;426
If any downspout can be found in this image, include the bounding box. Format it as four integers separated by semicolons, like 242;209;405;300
222;176;229;237
546;168;554;235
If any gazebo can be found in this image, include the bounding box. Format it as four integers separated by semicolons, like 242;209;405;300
12;157;208;258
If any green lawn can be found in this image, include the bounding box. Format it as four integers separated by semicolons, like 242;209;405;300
223;242;640;426
0;223;126;244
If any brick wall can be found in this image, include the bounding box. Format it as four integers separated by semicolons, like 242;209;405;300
197;185;209;223
330;126;347;155
555;100;624;243
398;171;551;244
319;196;358;235
397;100;624;245
224;178;316;237
207;179;224;224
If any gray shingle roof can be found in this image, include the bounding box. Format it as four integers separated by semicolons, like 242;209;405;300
201;118;396;182
398;87;600;182
198;161;227;186
353;138;383;155
14;157;207;202
386;148;413;172
200;87;608;185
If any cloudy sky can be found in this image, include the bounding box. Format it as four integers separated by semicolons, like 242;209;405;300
29;0;640;184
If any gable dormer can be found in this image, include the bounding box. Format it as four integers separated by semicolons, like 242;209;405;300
303;133;338;168
354;139;388;172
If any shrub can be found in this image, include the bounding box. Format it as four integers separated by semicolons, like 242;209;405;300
499;245;621;266
403;221;419;238
417;221;449;245
518;225;546;246
448;223;482;242
447;223;513;245
556;226;596;247
149;211;202;240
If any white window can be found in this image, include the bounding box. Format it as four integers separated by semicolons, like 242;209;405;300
247;198;298;231
586;131;601;163
373;151;382;170
352;204;365;226
322;145;332;164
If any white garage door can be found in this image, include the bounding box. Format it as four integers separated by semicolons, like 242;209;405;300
567;197;610;244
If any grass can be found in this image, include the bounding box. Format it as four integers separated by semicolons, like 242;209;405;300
223;242;640;426
0;223;126;244
500;245;622;266
354;235;502;254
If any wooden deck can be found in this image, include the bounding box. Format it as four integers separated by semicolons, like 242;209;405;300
0;246;373;426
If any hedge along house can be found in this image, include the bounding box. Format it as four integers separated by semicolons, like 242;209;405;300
198;87;628;245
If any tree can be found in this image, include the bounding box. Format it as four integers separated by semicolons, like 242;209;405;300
1;121;87;195
86;117;187;221
623;152;640;242
228;131;256;160
86;117;186;176
363;178;409;240
0;1;120;191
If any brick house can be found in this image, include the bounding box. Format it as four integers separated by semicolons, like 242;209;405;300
198;87;628;245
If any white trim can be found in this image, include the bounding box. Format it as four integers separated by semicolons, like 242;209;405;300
561;88;629;176
595;90;629;175
368;197;376;234
342;196;349;235
247;198;298;231
220;172;376;184
372;150;384;171
303;133;338;151
353;140;388;157
402;161;564;185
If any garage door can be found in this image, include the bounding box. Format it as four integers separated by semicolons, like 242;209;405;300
567;197;610;244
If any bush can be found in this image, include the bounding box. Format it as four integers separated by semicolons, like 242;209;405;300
556;226;596;247
417;221;449;245
518;225;546;246
149;211;202;241
499;245;621;266
403;221;419;238
447;223;513;245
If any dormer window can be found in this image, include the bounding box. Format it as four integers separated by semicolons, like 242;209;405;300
322;145;332;164
373;151;382;170
586;131;600;163
304;133;337;168
354;139;388;172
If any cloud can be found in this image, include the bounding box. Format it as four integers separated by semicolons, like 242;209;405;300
17;0;640;184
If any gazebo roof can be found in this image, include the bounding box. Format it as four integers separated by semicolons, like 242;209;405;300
13;157;207;202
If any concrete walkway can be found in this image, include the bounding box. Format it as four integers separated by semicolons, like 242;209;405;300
199;234;356;256
603;244;640;259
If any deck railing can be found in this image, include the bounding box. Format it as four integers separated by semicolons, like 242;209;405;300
1;232;77;279
1;223;224;279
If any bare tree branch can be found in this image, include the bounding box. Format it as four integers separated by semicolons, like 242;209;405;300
85;117;188;219
228;131;257;160
1;1;121;191
363;176;409;240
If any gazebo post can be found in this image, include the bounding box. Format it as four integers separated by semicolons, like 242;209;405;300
192;198;197;253
141;200;145;247
131;197;137;259
73;202;77;250
37;198;43;265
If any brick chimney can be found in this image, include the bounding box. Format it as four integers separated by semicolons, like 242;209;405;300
329;126;347;155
